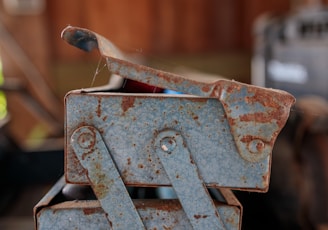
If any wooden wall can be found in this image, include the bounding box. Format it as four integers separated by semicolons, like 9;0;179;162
46;0;291;60
0;2;64;149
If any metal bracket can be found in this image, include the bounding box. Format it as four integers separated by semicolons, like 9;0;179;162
155;129;226;230
71;125;146;230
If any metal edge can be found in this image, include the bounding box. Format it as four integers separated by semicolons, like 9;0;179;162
33;176;65;230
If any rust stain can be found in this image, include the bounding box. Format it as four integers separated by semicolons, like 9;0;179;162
93;182;110;199
90;170;113;199
202;85;211;93
96;97;102;117
239;112;273;124
193;115;200;126
226;216;237;225
262;171;270;184
134;199;182;211
240;135;269;144
121;97;135;114
95;162;101;170
194;214;208;219
79;134;96;151
189;155;195;165
102;115;108;121
223;83;241;94
79;129;97;161
220;82;295;135
83;207;102;215
156;71;183;84
122;169;128;178
81;151;91;162
122;169;134;178
138;164;144;169
244;90;295;128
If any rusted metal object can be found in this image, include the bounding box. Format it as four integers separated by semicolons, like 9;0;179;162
72;126;145;229
34;177;241;229
35;26;295;229
62;26;295;187
154;129;225;229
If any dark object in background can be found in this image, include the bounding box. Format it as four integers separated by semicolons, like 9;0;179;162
248;3;328;229
0;132;63;216
252;5;328;100
237;96;328;230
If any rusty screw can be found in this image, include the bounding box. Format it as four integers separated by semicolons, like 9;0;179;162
160;137;176;153
248;139;265;154
77;130;96;149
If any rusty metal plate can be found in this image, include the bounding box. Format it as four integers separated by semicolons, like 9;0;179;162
65;90;291;192
37;200;241;230
62;27;295;192
35;178;242;230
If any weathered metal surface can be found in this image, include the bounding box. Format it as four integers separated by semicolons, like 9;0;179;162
103;56;294;164
65;90;293;192
71;126;145;229
33;176;66;229
62;25;295;170
155;129;225;229
35;178;241;230
34;26;297;230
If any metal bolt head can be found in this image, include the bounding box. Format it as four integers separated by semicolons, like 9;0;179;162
160;137;176;153
77;131;96;149
248;139;265;154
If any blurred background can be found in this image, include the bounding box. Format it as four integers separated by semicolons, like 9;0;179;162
0;0;328;229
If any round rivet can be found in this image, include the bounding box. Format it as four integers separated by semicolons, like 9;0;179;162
160;137;176;153
248;139;265;154
78;131;95;149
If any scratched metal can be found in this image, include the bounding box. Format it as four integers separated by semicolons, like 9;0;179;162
155;129;225;229
35;178;241;230
65;91;287;192
71;126;145;229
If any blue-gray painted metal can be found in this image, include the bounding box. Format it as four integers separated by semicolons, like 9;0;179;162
35;177;241;230
65;92;273;191
155;129;226;230
42;26;296;230
62;26;295;172
103;55;294;164
37;200;240;230
71;126;145;230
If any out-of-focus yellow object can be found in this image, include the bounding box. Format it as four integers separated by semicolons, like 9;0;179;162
0;59;8;120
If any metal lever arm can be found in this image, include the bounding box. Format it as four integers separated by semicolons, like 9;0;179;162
155;129;227;230
71;126;145;230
